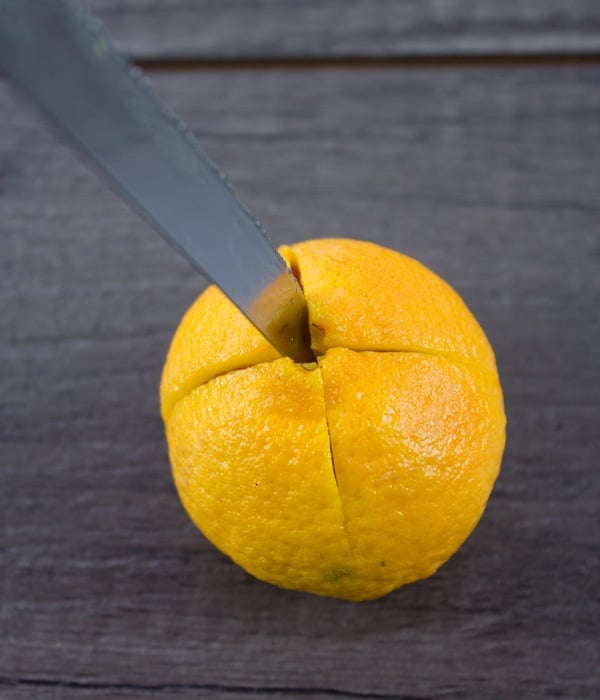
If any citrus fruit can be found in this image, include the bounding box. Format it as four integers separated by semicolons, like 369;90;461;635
160;238;505;601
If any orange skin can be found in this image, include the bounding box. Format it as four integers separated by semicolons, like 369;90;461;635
161;239;505;601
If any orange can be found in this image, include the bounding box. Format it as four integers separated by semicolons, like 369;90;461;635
160;239;505;601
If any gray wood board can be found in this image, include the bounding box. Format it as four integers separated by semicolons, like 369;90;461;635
1;65;599;698
89;0;600;61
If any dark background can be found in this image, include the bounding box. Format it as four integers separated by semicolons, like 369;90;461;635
1;1;599;698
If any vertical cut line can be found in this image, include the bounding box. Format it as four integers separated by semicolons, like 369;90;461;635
285;246;317;361
319;361;354;555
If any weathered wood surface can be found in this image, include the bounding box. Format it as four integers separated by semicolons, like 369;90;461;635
1;63;599;698
89;0;600;61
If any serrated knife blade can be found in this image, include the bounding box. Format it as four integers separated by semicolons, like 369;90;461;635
0;0;313;362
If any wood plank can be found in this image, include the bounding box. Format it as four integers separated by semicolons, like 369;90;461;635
89;0;600;61
1;65;599;698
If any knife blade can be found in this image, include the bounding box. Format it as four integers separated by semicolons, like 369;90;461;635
0;0;313;363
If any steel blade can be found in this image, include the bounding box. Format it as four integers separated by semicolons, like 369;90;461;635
0;0;312;362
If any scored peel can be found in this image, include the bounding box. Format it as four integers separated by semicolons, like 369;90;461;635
160;238;506;601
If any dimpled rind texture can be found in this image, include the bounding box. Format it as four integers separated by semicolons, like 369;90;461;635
160;239;506;601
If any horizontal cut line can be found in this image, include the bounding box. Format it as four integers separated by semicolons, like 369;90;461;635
136;52;600;73
164;346;490;423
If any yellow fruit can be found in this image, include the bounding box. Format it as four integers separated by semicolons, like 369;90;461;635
160;238;505;601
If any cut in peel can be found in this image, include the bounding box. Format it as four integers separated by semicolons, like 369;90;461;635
160;239;506;600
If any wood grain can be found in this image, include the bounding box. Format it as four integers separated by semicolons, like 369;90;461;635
89;0;600;62
1;64;599;698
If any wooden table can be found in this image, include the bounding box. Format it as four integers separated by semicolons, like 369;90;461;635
2;2;599;697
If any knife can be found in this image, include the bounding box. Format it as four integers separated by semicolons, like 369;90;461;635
0;0;313;363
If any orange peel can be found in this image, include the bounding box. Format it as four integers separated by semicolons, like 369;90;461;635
161;239;505;600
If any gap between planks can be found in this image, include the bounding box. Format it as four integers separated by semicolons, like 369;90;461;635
136;52;600;73
2;51;599;82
